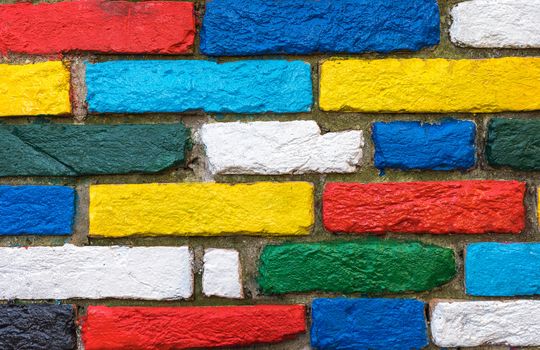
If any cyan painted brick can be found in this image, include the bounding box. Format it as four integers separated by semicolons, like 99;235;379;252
311;298;428;350
0;186;74;235
372;119;476;171
85;60;312;114
201;0;440;55
466;243;540;296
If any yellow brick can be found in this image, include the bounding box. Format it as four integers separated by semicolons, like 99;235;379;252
89;182;314;237
320;57;540;113
0;61;71;117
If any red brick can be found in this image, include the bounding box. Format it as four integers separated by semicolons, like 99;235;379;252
82;305;306;350
323;180;525;234
0;0;195;55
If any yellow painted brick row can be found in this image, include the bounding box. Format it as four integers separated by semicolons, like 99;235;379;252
320;57;540;113
89;182;314;237
0;61;71;117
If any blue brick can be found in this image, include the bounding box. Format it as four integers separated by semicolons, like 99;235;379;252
0;186;74;235
85;60;312;114
311;298;428;350
466;243;540;296
200;0;440;56
372;119;476;171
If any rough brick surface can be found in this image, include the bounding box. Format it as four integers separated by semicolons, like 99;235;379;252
311;298;428;350
431;300;540;347
200;121;363;175
323;181;525;234
466;243;540;296
486;118;540;170
0;186;74;235
0;304;76;350
320;58;540;113
89;182;314;237
450;0;540;48
0;124;190;176
82;305;306;350
0;0;195;55
372;119;476;171
0;245;193;300
203;248;243;298
0;61;70;117
201;0;439;55
85;60;312;114
258;240;456;294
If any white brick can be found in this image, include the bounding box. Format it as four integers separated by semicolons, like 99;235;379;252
0;245;193;300
200;121;363;175
431;300;540;347
450;0;540;48
203;248;243;298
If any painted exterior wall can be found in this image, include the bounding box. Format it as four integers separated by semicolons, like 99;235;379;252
0;0;539;349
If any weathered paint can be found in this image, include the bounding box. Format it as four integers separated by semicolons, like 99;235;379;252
0;305;76;350
466;243;540;296
323;181;525;234
0;61;70;117
200;121;363;175
450;0;540;48
203;248;243;299
0;124;190;176
431;300;540;347
311;298;428;350
85;60;312;114
201;0;439;55
89;182;314;237
0;0;195;55
0;186;74;235
319;58;540;113
486;118;540;170
82;305;306;350
258;240;456;294
372;119;476;171
0;245;193;300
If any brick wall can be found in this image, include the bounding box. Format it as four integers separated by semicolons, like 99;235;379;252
0;0;539;349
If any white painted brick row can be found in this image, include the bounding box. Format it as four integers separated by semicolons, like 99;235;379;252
0;245;193;300
200;121;363;175
431;300;540;347
450;0;540;48
203;248;243;298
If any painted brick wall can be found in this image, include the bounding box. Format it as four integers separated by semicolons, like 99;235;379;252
0;0;539;349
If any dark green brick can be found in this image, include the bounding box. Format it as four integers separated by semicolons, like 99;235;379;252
258;239;456;295
487;118;540;171
0;123;190;176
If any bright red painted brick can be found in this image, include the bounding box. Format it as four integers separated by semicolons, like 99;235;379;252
0;0;195;55
323;180;525;234
82;305;306;350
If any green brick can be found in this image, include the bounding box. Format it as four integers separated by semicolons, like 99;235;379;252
487;118;540;171
258;240;456;294
0;124;190;176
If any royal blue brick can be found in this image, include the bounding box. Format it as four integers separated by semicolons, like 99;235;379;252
0;186;74;235
200;0;440;56
466;243;540;296
311;298;428;350
372;119;476;171
85;60;312;114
